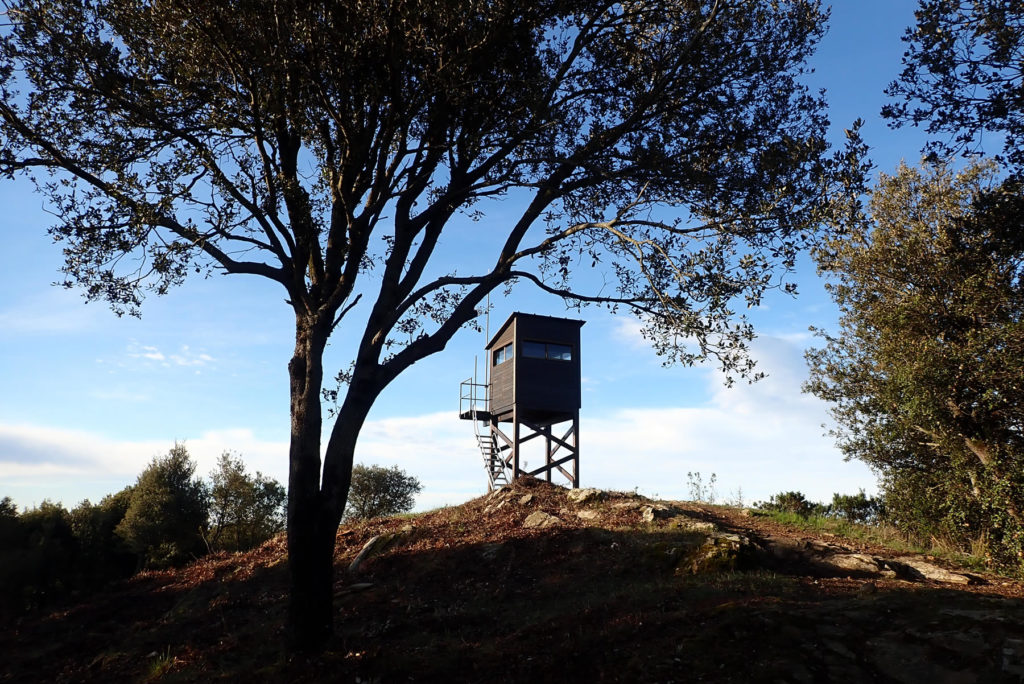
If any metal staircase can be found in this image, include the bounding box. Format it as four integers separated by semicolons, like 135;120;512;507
460;377;510;491
476;430;509;490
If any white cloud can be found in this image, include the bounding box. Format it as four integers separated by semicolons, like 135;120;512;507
612;315;647;348
124;341;215;369
0;334;875;512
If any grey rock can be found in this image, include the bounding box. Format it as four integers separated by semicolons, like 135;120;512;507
480;543;503;561
824;553;889;575
566;488;605;504
640;504;679;523
1003;638;1024;676
523;511;561;529
893;556;973;584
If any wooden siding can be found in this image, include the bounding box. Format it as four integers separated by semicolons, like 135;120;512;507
485;312;583;418
488;323;516;415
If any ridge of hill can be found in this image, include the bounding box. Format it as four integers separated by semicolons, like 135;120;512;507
3;477;1024;683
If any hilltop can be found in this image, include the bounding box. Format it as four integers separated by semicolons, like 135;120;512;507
3;477;1024;683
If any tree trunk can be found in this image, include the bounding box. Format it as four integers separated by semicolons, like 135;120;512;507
285;315;333;651
285;314;380;651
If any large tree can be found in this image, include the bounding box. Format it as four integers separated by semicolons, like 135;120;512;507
806;161;1024;566
0;0;862;647
883;1;1024;174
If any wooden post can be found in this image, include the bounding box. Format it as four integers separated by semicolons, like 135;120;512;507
573;409;580;488
544;423;552;483
512;406;520;480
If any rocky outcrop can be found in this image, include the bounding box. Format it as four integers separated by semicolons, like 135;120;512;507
759;535;978;585
566;488;605;505
523;511;561;529
348;524;417;573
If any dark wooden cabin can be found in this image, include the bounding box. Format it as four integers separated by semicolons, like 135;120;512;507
461;312;584;490
486;313;584;422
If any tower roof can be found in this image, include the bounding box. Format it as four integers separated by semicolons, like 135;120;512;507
485;312;585;350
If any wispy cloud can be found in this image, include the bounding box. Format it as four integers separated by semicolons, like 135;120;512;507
124;341;215;369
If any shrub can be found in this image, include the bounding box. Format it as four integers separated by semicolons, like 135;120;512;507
116;444;209;568
828;490;884;524
686;471;718;504
345;464;422;521
754;491;823;518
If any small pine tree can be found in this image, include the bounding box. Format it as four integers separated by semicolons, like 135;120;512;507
344;464;422;521
116;444;209;568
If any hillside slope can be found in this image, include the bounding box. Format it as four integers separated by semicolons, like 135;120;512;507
3;478;1024;683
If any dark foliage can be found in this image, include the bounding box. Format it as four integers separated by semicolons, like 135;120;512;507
0;500;77;615
208;452;286;552
116;444;209;569
345;464;422;521
754;491;822;517
884;1;1024;175
69;487;137;586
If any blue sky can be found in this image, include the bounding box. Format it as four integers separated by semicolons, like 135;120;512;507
1;2;934;511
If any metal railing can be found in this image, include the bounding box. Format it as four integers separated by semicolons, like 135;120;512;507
459;378;490;419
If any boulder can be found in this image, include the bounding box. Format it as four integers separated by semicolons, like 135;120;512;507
348;525;416;573
523;511;561;529
577;509;601;521
677;533;757;575
823;553;893;576
673;519;717;533
640;504;679;523
566;488;605;505
892;557;974;585
518;493;534;506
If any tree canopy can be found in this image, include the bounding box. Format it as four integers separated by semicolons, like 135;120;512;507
0;0;863;647
116;444;209;568
884;1;1024;174
806;161;1024;566
345;463;422;521
208;452;286;552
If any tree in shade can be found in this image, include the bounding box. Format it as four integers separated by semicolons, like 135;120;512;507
0;0;865;647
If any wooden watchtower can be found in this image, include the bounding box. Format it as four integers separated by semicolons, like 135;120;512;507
460;313;584;491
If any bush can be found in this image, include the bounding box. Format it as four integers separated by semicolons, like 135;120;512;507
207;452;286;552
345;464;422;521
828;490;884;524
754;491;822;517
116;444;209;568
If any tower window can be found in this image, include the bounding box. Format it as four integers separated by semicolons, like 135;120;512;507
492;342;513;366
522;340;573;361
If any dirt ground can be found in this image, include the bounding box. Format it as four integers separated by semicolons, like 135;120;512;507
3;478;1023;683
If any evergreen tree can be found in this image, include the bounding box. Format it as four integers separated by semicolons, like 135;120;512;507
807;161;1024;566
345;464;422;521
208;452;286;552
116;444;209;568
